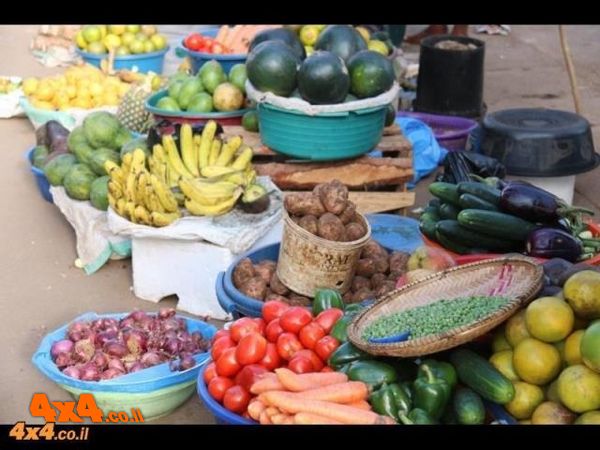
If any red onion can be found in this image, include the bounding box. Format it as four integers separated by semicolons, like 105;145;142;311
51;340;74;359
62;366;81;379
100;368;122;380
119;317;135;329
180;340;196;353
103;340;128;358
108;358;125;373
162;338;179;355
179;355;196;371
74;338;95;363
79;363;100;381
91;351;108;370
140;352;162;368
161;318;180;332
124;329;147;355
67;321;91;342
169;360;180;371
177;331;190;341
55;352;74;368
176;318;186;330
95;330;117;347
163;330;177;341
128;362;144;373
158;308;176;319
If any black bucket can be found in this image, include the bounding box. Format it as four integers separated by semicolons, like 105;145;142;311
414;35;485;119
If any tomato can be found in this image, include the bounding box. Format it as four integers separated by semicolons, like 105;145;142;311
203;39;215;53
230;317;261;343
223;385;251;414
234;364;268;391
212;42;225;54
295;349;324;371
259;343;282;370
321;366;334;373
235;332;267;366
203;362;218;384
315;308;344;334
288;356;314;374
298;322;326;350
276;332;303;361
211;336;236;362
265;319;284;343
262;301;290;324
184;33;204;51
279;307;313;334
216;347;242;377
253;318;266;335
213;329;231;342
314;336;340;361
208;376;234;403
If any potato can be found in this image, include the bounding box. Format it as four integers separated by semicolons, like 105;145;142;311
284;193;325;217
291;215;301;225
338;201;357;225
319;180;348;215
270;272;290;296
287;293;312;306
265;293;291;303
345;221;366;241
362;239;388;260
342;290;354;303
317;212;345;241
356;258;377;277
375;281;396;298
254;260;276;284
370;273;388;290
351;275;371;292
388;271;404;283
372;256;389;274
353;287;374;303
389;251;410;274
298;215;318;235
239;276;268;300
233;258;255;288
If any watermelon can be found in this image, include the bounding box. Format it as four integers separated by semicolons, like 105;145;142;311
249;28;306;61
90;176;110;211
247;41;300;97
297;51;350;105
347;50;395;98
43;153;77;186
314;25;367;63
63;164;97;201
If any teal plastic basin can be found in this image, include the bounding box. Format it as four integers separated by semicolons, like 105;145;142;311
77;47;169;74
257;102;387;161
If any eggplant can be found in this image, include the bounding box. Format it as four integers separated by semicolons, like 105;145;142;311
526;228;583;262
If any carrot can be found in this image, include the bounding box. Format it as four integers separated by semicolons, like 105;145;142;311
225;25;243;50
282;416;295;425
294;412;344;425
236;25;257;53
247;399;266;421
250;375;285;394
298;381;368;404
215;25;230;45
271;413;291;425
275;368;348;392
265;406;281;418
259;411;272;425
347;400;372;411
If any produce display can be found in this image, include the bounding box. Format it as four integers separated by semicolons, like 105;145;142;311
116;74;163;133
183;25;276;54
50;308;210;381
75;25;168;55
0;76;20;94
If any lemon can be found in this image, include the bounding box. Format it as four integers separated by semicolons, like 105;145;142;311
299;25;321;46
545;380;561;403
121;32;135;47
75;31;87;49
34;84;54;102
575;411;600;424
505;310;531;347
368;39;390;56
143;41;156;53
564;330;585;366
525;296;574;342
513;338;561;385
103;34;121;50
564;270;600;319
492;327;511;352
531;401;576;424
505;381;544;419
490;350;519;381
557;364;600;413
99;25;107;39
82;25;102;43
89;82;104;97
108;25;126;35
22;77;38;96
31;99;54;110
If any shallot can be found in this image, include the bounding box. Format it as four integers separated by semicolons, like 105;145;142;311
103;341;128;358
51;340;73;359
62;366;81;379
79;363;100;381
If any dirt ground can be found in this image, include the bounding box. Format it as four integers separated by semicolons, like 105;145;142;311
1;25;599;424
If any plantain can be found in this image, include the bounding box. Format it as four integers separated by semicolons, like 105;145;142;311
180;123;199;177
208;138;222;166
150;211;181;227
230;145;254;170
149;174;179;213
215;135;242;166
163;134;193;179
184;190;242;216
105;160;124;185
198;120;217;169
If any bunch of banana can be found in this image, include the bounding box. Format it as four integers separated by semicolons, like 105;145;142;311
105;148;181;228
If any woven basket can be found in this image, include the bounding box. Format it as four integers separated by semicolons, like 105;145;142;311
347;257;544;357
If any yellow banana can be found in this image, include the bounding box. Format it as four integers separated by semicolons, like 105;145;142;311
108;192;117;210
165;163;180;189
215;135;242;166
116;198;127;216
131;149;146;175
134;205;151;225
150;174;179;213
125;172;137;203
152;144;167;165
136;172;148;207
150;211;181;227
163;134;193;179
147;155;156;176
172;190;186;207
179;179;241;206
125;201;137;222
105;160;124;185
145;185;165;213
185;191;241;216
108;180;123;200
180;123;199;177
208;138;222;166
245;168;257;186
121;152;133;175
200;165;241;178
231;145;254;171
193;134;202;170
198;120;217;170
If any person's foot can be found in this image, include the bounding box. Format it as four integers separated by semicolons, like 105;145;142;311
451;25;469;36
404;25;448;45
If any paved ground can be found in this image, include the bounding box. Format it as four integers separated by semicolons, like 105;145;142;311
1;25;599;424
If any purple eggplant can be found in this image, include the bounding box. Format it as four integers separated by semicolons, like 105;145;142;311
526;228;583;262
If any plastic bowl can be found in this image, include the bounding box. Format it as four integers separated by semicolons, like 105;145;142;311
76;47;170;74
396;111;478;151
176;28;247;74
26;148;53;203
145;89;250;126
32;312;217;421
196;363;255;425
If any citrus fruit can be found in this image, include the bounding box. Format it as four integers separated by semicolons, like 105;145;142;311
557;364;600;412
213;83;244;112
505;310;531;347
242;110;259;132
513;338;561;385
574;411;600;424
129;40;145;54
115;46;130;56
545;380;561;404
108;25;126;35
531;401;576;424
581;320;600;372
489;350;519;381
126;25;141;34
564;270;600;319
103;34;121;50
492;327;512;352
82;25;102;43
299;25;321;46
75;31;88;49
135;32;148;42
554;340;567;367
151;34;167;51
141;25;157;37
34;83;54;101
99;26;107;39
368;39;389;56
564;330;585;366
504;381;544;419
525;296;574;342
304;45;314;56
143;41;156;53
121;32;135;47
22;78;38;96
87;41;106;54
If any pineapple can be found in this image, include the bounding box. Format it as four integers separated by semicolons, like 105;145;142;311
117;74;160;134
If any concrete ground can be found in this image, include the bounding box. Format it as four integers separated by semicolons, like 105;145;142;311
1;25;600;424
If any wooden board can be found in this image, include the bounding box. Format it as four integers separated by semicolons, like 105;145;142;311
284;191;416;214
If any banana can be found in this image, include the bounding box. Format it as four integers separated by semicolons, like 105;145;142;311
145;185;165;213
198;120;217;169
136;172;148;207
152;144;167;165
215;136;242;166
208;138;222;166
147;155;157;176
180;179;241;206
125;172;137;203
125;201;137;222
193;134;202;170
245;168;257;186
108;180;123;200
133;205;151;225
163;134;193;179
180;123;199;177
108;192;117;210
150;174;179;213
200;165;241;178
172;190;186;207
150;211;181;227
184;191;241;216
165;162;180;189
116;198;127;216
131;149;146;175
230;145;254;170
121;152;133;175
105;160;124;185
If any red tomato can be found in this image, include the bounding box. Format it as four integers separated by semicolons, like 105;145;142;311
211;336;236;362
298;322;326;350
314;336;340;362
321;366;334;373
203;40;215;53
253;318;266;335
235;333;267;366
279;307;313;334
262;301;290;324
265;319;284;343
213;329;231;342
184;33;203;51
203;362;218;384
216;347;242;377
259;343;282;370
212;42;225;54
208;376;234;403
276;332;303;361
223;385;251;414
230;317;261;343
234;364;269;391
315;308;344;334
295;349;324;371
288;356;314;374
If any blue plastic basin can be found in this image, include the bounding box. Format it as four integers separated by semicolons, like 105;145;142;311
77;47;169;74
26;148;53;203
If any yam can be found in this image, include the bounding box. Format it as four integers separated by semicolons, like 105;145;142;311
372;256;389;274
345;222;366;242
375;281;396;297
284;193;325;217
288;293;312;306
254;260;276;284
233;258;255;288
318;180;349;215
361;240;388;260
339;201;357;225
239;276;268;300
356;258;377;278
351;276;371;292
297;215;318;236
317;213;345;241
389;251;410;274
370;273;387;290
353;287;374;303
270;272;290;296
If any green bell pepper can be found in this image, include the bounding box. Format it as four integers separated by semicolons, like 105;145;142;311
368;384;398;422
400;381;414;401
327;342;369;369
312;288;344;315
330;315;352;342
413;365;451;420
418;359;458;389
387;383;412;415
399;408;438;425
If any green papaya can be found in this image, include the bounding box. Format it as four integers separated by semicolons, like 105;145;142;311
89;148;120;176
63;164;97;201
43;153;77;186
90;176;109;211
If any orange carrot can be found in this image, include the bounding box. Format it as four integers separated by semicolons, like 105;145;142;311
294;412;344;425
251;375;285;394
275;368;348;392
347;400;372;411
215;25;230;45
265;406;281;418
247;399;266;421
282;416;295;425
259;411;272;425
298;381;368;403
271;413;291;425
237;25;257;53
225;25;243;49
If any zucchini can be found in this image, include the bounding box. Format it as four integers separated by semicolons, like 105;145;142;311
458;193;499;212
439;203;460;220
436;220;522;252
428;182;461;206
453;387;486;425
457;209;537;241
419;219;437;241
347;360;397;389
434;230;473;255
449;348;515;404
457;182;501;205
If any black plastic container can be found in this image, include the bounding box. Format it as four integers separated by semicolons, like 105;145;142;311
414;35;485;118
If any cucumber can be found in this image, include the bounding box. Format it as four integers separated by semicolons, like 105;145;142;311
421;211;440;223
439;203;460;220
347;360;397;389
449;348;515;404
434;230;473;255
419;219;437;241
458;193;499;212
328;342;369;369
436;220;522;252
457;182;501;205
428;182;461;206
422;207;440;220
453;387;486;425
428;198;441;209
457;209;537;241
